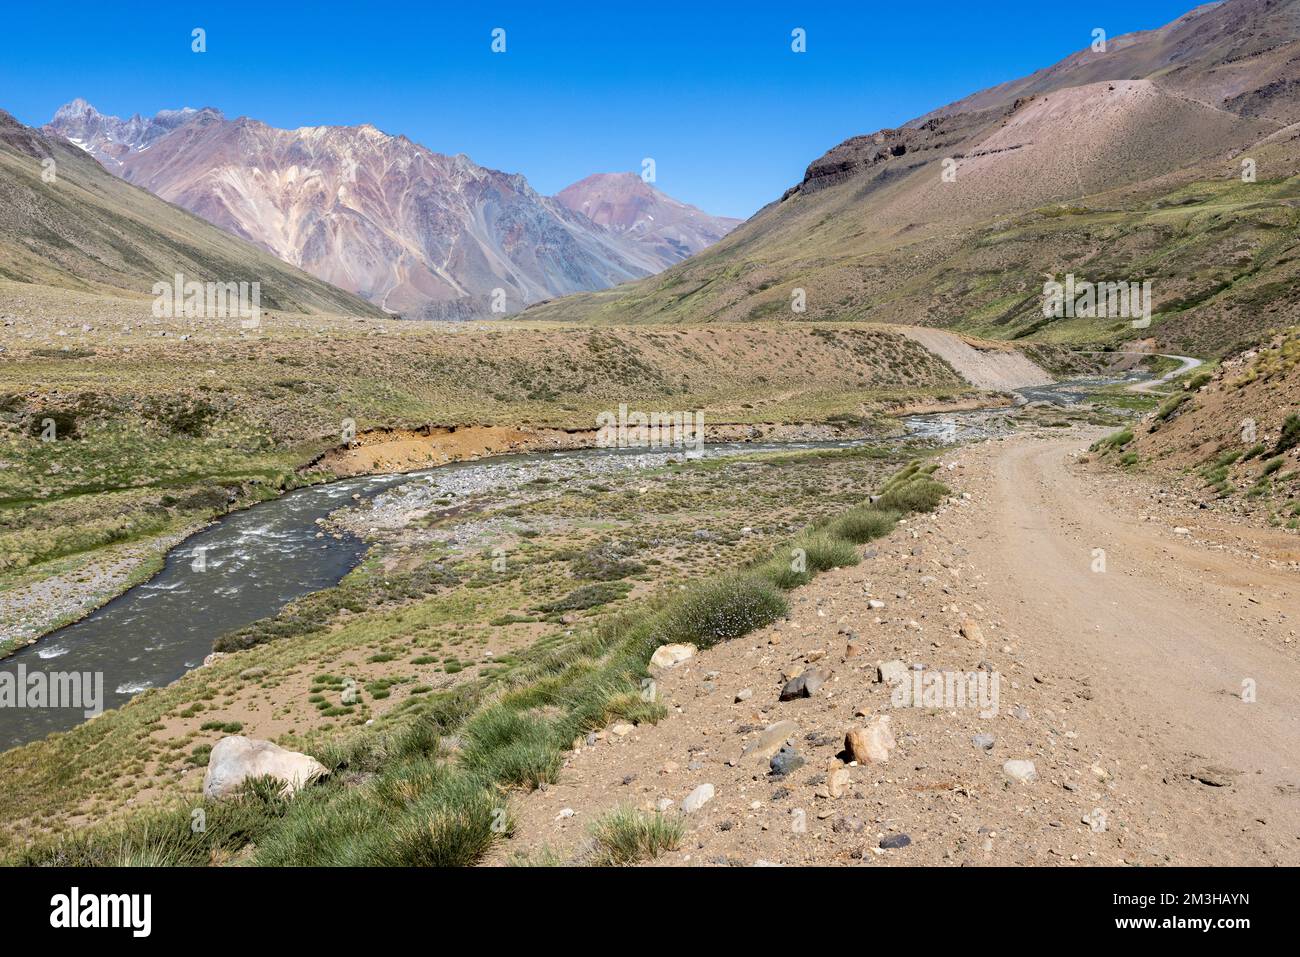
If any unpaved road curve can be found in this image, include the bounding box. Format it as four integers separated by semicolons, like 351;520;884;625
976;435;1300;858
1127;354;1203;393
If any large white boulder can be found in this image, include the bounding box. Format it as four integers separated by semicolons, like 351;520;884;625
203;735;328;800
650;643;697;669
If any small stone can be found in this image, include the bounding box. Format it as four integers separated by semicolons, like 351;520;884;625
1191;765;1238;787
879;833;912;849
780;667;830;700
960;618;987;647
845;715;895;764
556;808;575;820
735;688;753;703
610;722;635;737
972;733;995;750
876;659;908;685
867;599;886;610
1003;759;1038;784
682;783;715;813
741;720;800;760
827;765;852;798
769;746;805;777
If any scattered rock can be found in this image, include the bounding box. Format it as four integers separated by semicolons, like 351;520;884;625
735;688;753;703
879;833;912;849
780;667;831;700
770;746;805;777
682;783;716;813
1192;765;1239;787
827;765;852;798
651;643;697;669
972;733;995;750
844;715;895;764
960;618;987;647
876;659;909;686
1003;759;1038;784
742;720;800;760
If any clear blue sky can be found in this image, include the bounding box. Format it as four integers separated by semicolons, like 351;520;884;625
1;0;1199;218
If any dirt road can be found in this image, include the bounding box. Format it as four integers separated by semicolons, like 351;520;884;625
979;435;1300;858
495;431;1300;866
1127;354;1204;393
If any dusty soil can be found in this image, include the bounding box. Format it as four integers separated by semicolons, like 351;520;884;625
492;429;1300;866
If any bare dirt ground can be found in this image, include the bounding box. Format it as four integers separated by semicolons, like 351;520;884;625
491;429;1300;866
899;327;1054;391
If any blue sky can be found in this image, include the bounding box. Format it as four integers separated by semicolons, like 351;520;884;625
2;0;1198;218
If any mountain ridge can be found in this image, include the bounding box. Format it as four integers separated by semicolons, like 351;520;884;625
521;0;1300;357
46;103;742;319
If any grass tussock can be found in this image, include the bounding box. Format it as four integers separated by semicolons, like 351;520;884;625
1091;428;1133;452
589;807;684;865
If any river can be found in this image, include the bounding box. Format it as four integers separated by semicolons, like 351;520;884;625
0;375;1135;751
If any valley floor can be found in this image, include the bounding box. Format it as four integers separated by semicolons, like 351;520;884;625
494;430;1300;866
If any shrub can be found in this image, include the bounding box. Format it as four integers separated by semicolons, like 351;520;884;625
876;477;950;513
539;582;629;613
1155;392;1191;421
658;573;788;649
1277;414;1300;455
828;506;899;544
589;807;683;865
793;530;859;572
369;772;503;866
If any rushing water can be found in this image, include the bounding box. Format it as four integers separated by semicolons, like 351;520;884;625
0;439;861;750
0;376;1137;751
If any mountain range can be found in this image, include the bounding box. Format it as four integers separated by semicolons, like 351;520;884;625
524;0;1300;357
44;100;741;319
0;108;384;318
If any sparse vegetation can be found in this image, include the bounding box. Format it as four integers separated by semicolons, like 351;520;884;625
6;455;939;866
